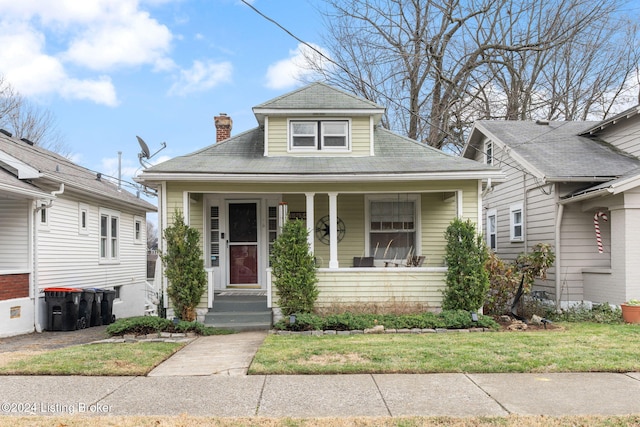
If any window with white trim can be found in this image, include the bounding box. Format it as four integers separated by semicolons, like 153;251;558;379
486;209;497;250
79;203;89;235
134;216;143;244
486;141;493;165
510;203;523;241
367;195;419;261
289;120;349;151
100;209;120;261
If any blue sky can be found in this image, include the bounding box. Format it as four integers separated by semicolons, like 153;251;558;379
0;0;326;199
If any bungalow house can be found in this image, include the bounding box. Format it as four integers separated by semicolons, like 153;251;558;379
0;130;156;337
136;82;503;328
462;106;640;308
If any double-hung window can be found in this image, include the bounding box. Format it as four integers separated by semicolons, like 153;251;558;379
290;120;349;151
510;203;523;241
368;195;418;261
100;209;120;262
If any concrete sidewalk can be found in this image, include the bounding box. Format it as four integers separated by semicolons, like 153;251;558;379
1;331;639;417
0;373;639;417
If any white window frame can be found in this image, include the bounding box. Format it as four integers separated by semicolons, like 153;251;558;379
510;203;523;242
365;194;421;262
100;208;120;263
134;216;143;244
79;203;89;235
39;203;49;230
486;141;493;165
288;119;351;152
486;208;497;250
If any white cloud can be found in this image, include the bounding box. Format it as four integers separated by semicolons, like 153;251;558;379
168;60;233;96
0;0;175;105
265;43;330;90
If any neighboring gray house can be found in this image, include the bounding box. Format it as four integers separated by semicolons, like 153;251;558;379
0;130;156;337
463;106;640;307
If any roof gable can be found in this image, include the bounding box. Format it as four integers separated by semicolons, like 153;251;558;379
252;82;386;125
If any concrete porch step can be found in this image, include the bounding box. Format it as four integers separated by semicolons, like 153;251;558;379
204;294;271;331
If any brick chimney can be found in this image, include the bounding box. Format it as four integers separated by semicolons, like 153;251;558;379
214;113;232;143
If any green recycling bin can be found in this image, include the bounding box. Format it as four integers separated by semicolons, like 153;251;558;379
44;287;82;331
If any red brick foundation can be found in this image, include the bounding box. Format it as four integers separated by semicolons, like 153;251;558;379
0;274;29;301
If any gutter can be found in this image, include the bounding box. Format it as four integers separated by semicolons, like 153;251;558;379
33;183;64;333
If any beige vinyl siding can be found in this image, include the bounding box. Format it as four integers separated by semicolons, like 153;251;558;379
350;116;371;155
559;203;611;302
0;199;29;270
483;141;527;260
313;268;447;309
598;115;640;158
36;196;147;291
266;116;287;155
266;116;371;156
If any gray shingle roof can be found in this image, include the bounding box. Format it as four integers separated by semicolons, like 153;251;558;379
0;133;155;211
472;121;640;179
254;82;384;111
144;126;499;176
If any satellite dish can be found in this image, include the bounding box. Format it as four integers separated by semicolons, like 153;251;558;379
136;136;151;159
136;135;167;168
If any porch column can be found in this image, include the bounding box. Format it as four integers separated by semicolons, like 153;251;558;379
305;193;315;254
328;192;339;268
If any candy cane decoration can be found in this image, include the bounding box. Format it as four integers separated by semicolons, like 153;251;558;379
594;211;608;254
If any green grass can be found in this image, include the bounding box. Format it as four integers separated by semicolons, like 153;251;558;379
0;342;185;376
249;323;640;375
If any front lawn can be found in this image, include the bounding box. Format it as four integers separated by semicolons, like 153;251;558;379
0;342;185;376
249;322;640;375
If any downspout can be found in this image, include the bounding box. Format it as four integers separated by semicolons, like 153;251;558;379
33;183;64;333
481;178;492;198
555;203;564;312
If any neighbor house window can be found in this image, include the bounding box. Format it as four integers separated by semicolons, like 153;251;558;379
486;141;493;165
79;203;89;235
289;120;349;151
487;209;497;250
100;209;120;261
510;203;523;241
368;195;419;261
134;216;143;244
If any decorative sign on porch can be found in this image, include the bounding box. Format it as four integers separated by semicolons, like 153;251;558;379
593;211;608;254
289;212;306;220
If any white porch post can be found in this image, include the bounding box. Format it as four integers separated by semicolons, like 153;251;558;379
328;192;339;268
305;193;315;254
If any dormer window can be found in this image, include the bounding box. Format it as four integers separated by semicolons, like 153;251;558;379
289;120;350;152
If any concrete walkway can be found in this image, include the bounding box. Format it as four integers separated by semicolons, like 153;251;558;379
148;331;267;376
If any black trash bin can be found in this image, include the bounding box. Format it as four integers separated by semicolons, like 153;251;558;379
78;289;96;329
101;289;116;325
90;288;103;327
44;287;82;331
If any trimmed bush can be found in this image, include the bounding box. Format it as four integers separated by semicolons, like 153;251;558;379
105;316;233;336
442;218;489;312
270;219;318;316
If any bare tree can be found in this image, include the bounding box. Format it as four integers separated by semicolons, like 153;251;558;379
0;76;69;156
307;0;637;151
147;220;158;251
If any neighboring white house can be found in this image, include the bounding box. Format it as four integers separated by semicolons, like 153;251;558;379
463;107;640;307
0;130;156;337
